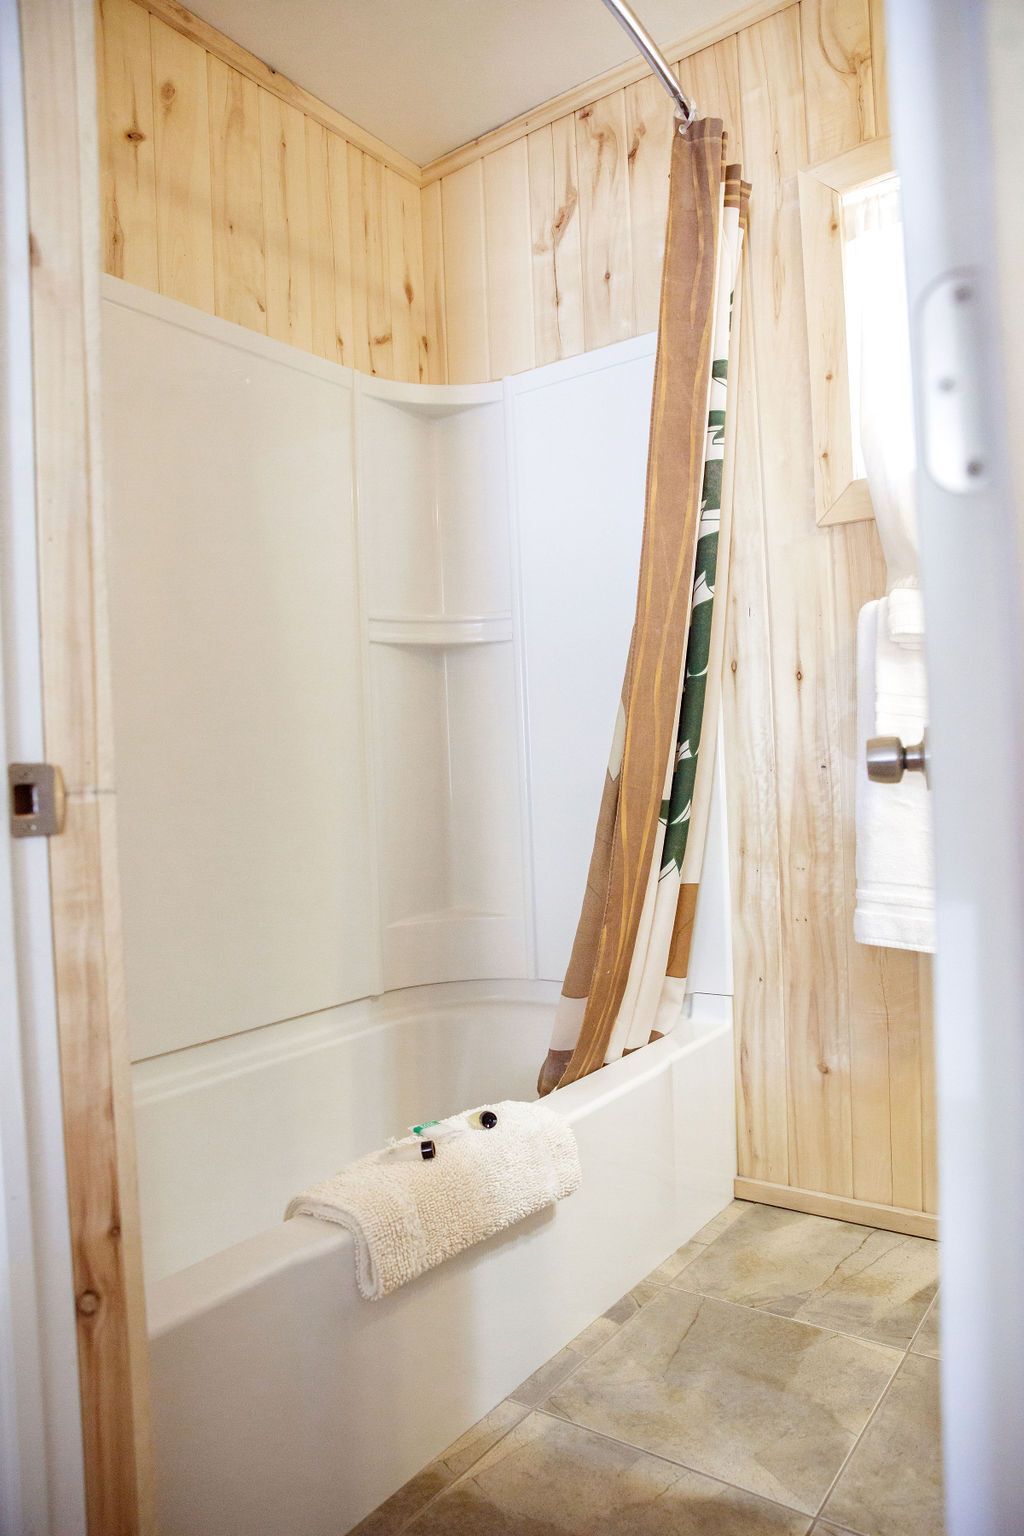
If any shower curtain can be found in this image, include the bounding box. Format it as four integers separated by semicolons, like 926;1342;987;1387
538;122;748;1097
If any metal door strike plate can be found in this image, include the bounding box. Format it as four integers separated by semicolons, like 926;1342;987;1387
8;763;66;838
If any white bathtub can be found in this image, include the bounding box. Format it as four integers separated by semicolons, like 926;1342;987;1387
137;981;735;1536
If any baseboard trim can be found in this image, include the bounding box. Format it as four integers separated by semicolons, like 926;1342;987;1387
734;1178;939;1241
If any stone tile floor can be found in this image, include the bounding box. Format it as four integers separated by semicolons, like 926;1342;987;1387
352;1201;943;1535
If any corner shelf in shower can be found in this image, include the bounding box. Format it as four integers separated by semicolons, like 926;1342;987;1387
360;373;503;417
356;370;530;994
367;614;513;646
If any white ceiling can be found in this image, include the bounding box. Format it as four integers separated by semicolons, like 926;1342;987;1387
192;0;744;165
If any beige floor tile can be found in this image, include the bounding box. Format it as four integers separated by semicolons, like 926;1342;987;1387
509;1315;619;1407
911;1295;941;1359
821;1354;944;1536
403;1412;815;1535
640;1201;750;1287
673;1204;938;1348
350;1400;527;1535
693;1201;752;1245
642;1237;709;1286
603;1280;660;1325
547;1289;900;1515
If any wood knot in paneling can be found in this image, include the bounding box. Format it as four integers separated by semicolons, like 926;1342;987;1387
76;1289;101;1317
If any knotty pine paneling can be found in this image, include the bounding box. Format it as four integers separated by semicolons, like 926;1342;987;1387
97;0;429;380
208;55;265;332
429;0;934;1227
526;115;585;368
96;0;935;1228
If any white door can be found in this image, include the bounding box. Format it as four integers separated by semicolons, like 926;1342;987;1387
888;3;1024;1531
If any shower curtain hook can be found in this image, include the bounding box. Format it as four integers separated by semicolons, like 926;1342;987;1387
675;98;698;134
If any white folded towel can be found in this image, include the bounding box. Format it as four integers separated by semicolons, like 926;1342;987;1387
286;1100;581;1300
854;596;935;952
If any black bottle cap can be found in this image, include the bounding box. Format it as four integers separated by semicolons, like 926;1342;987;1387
420;1140;436;1160
479;1110;498;1129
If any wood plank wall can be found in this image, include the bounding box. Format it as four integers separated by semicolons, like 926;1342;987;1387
96;0;937;1231
427;0;935;1231
96;0;442;380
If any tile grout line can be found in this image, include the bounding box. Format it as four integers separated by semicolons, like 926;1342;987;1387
904;1290;939;1358
384;1409;530;1536
810;1350;915;1527
531;1405;820;1527
667;1280;918;1356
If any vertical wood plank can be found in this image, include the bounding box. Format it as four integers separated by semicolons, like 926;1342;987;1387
575;91;634;350
207;57;266;333
887;940;924;1210
726;257;792;1186
800;0;875;162
919;955;938;1213
258;90;312;351
420;177;448;383
385;168;428;382
868;0;890;137
346;144;371;374
150;13;214;311
622;75;674;335
360;154;394;378
483;139;535;379
679;35;745;161
97;0;158;288
739;8;854;1197
441;160;489;384
526;116;585;368
305;119;340;360
325;132;355;367
801;0;927;1209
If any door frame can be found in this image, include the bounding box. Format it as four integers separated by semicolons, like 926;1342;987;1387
10;0;155;1529
1;3;87;1527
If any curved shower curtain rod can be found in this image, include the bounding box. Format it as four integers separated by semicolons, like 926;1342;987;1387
598;0;697;128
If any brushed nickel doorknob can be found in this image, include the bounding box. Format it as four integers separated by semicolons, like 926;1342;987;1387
866;728;930;787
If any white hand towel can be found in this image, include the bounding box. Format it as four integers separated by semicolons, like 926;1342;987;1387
286;1100;581;1300
854;597;935;952
885;584;925;649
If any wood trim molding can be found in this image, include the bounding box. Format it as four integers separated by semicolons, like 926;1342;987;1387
419;0;795;183
130;0;423;184
21;0;155;1529
735;1178;939;1241
799;135;894;528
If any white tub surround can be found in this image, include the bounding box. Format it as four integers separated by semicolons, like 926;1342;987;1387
148;1001;735;1536
102;288;739;1536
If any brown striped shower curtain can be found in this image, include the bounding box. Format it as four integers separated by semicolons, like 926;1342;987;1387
537;120;749;1097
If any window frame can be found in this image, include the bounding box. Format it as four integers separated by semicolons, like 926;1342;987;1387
799;135;895;527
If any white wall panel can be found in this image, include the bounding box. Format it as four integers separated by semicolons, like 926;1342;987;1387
511;334;732;996
104;290;730;1067
103;282;377;1060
